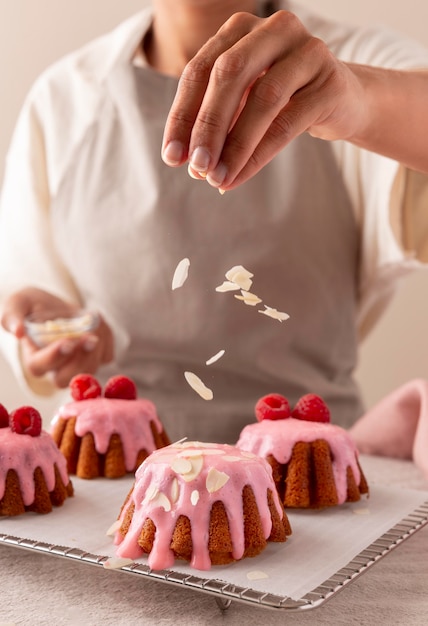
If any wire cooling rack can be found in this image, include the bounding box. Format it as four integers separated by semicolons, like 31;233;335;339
1;500;427;613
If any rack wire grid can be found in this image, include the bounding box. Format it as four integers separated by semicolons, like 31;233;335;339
1;499;427;613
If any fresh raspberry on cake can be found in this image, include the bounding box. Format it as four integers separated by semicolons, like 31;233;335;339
9;406;42;436
104;375;137;400
0;403;9;428
292;393;330;423
255;393;291;421
70;373;102;401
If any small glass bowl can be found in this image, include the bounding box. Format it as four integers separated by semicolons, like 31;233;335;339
24;309;100;348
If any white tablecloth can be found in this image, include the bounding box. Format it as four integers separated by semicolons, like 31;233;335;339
1;454;428;626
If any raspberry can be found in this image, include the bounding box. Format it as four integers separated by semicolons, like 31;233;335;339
9;406;42;436
255;393;291;422
0;403;9;428
292;393;330;423
70;374;102;401
104;375;137;400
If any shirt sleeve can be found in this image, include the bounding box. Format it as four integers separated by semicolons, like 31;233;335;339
323;22;428;338
0;84;82;395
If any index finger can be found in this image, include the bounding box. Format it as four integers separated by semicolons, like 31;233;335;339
161;12;261;170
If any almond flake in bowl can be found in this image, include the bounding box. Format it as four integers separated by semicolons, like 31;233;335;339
172;257;190;290
24;309;99;348
184;371;214;400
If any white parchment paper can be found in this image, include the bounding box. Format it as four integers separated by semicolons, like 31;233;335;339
1;477;426;601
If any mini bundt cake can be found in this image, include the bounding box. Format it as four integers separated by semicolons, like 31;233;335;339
51;374;170;479
0;403;73;516
236;393;369;509
113;441;292;571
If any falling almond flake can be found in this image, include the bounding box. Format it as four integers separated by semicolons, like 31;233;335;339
225;265;254;291
206;349;225;365
103;557;134;570
234;290;262;306
172;257;190;290
184;371;214;400
258;305;290;322
215;281;240;292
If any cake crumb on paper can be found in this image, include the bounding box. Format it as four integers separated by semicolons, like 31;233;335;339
106;520;121;536
247;570;269;581
103;557;134;570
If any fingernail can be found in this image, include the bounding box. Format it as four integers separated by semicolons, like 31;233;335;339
187;164;199;179
60;340;78;355
83;335;99;352
162;140;184;165
187;164;207;180
206;162;227;188
190;147;210;174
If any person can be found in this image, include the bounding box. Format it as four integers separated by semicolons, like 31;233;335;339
0;0;428;444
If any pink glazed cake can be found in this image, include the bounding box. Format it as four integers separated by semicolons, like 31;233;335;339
51;374;170;479
113;441;292;571
236;393;369;508
0;404;73;516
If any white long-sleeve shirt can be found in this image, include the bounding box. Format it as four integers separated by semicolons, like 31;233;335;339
1;2;428;442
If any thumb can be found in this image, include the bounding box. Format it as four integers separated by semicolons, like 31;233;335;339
1;310;26;338
1;293;34;338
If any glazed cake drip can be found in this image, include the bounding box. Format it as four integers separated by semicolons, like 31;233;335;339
0;429;70;505
52;398;163;471
114;442;284;571
237;418;362;504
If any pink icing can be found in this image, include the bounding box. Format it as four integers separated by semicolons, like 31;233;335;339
236;418;362;504
52;398;163;471
0;429;70;506
114;442;284;571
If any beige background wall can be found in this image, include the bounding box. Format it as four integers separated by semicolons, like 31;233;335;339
0;0;427;417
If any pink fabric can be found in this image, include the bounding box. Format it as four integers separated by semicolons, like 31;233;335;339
349;379;428;480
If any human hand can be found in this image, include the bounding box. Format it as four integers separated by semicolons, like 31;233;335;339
162;10;367;190
1;287;114;388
